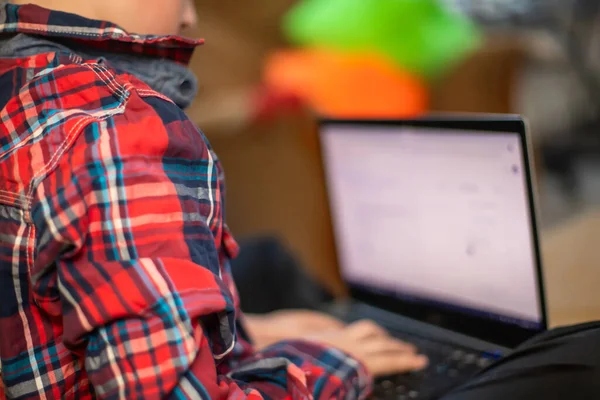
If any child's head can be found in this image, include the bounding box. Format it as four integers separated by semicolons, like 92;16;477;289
12;0;198;36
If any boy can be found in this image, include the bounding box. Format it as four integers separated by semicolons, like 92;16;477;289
0;1;425;398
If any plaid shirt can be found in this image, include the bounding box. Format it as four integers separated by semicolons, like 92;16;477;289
0;4;371;399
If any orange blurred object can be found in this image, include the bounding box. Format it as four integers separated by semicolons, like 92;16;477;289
263;49;428;118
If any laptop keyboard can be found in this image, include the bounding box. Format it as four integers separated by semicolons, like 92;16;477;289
371;331;498;400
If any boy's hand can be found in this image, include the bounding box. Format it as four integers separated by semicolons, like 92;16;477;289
307;320;429;377
245;311;427;376
245;309;345;350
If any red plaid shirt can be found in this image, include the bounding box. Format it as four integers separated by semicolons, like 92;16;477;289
0;4;370;399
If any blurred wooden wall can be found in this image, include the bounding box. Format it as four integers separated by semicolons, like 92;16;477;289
186;1;294;130
186;2;527;294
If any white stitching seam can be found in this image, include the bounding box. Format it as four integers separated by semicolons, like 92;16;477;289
0;60;181;214
0;61;131;213
24;62;129;195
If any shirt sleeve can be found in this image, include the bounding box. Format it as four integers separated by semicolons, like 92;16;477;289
31;115;372;400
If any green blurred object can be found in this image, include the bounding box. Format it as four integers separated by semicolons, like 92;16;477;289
283;0;481;78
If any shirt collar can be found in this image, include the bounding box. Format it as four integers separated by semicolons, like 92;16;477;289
0;3;204;66
0;3;203;109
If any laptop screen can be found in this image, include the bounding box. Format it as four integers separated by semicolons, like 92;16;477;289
321;121;544;334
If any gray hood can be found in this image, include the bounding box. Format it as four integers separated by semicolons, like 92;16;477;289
0;33;198;109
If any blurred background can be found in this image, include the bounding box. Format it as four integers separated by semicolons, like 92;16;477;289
185;0;600;326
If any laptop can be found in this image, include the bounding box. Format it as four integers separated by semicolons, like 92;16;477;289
317;116;548;400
